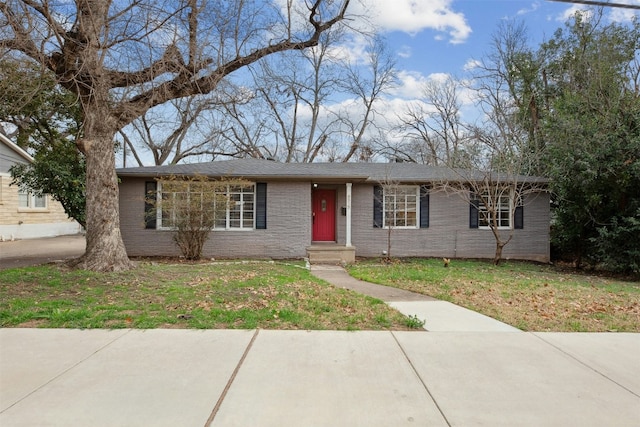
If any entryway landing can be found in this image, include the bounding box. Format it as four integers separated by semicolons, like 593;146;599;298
306;244;355;264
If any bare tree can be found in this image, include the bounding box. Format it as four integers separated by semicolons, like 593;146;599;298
219;31;395;163
438;163;546;265
216;91;275;160
0;0;351;271
481;20;547;172
339;36;397;162
237;28;345;162
394;75;470;166
373;164;421;262
217;52;338;162
118;94;232;166
435;32;546;265
373;175;400;262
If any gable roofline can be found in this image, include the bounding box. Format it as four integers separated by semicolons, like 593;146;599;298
0;133;33;163
116;158;549;185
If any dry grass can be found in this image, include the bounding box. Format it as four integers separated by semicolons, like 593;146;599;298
0;260;411;330
348;259;640;332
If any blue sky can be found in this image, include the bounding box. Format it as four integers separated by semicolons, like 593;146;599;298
327;0;640;133
377;0;639;79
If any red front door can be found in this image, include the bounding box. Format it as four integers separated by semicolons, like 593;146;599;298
312;189;336;241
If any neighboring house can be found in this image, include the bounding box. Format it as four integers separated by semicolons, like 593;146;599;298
116;159;550;263
0;133;81;240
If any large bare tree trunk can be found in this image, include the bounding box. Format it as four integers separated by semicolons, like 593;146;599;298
70;110;132;272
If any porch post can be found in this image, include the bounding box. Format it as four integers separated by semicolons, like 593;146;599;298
346;182;352;247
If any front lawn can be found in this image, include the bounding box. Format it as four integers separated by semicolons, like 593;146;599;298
347;259;640;332
0;261;411;330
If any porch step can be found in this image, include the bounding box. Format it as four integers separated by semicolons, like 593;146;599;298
306;245;356;264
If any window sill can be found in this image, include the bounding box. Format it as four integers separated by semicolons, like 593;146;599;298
18;208;49;213
157;227;255;231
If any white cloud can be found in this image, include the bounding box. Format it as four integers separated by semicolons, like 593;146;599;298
427;72;451;84
517;2;540;16
397;45;412;59
552;2;639;25
552;2;639;26
389;70;430;99
556;5;593;22
351;0;472;44
322;33;369;64
272;0;472;59
389;71;475;108
463;59;482;71
608;1;640;23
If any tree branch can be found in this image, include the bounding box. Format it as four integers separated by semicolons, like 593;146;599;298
113;0;350;127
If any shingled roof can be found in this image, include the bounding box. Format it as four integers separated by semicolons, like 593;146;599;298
116;158;548;184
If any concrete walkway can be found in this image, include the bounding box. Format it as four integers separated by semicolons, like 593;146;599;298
311;265;520;332
1;329;639;426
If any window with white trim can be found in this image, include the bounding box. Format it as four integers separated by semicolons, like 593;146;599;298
214;185;255;230
383;185;419;228
160;188;193;229
18;189;46;209
158;182;255;230
478;192;511;229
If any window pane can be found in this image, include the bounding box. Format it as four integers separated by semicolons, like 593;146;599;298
210;184;256;229
161;193;173;227
500;210;510;227
397;211;406;227
383;186;419;228
406;211;417;226
478;190;511;228
33;195;46;208
18;191;29;208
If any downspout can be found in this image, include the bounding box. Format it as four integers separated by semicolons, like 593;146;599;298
346;183;352;247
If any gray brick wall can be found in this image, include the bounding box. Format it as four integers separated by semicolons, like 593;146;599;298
119;178;549;262
350;185;549;262
119;178;311;259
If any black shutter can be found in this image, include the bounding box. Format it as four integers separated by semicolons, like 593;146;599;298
419;185;429;228
256;182;267;229
144;181;157;229
514;205;524;229
469;199;480;229
373;185;383;228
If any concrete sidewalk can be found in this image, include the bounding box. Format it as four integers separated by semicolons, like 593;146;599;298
1;328;639;426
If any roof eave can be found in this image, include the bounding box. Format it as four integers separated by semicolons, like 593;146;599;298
0;133;33;163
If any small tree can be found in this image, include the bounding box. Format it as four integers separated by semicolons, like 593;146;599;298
436;162;547;266
373;166;403;262
149;175;249;260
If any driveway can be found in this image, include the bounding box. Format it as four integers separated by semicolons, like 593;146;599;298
0;234;85;270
